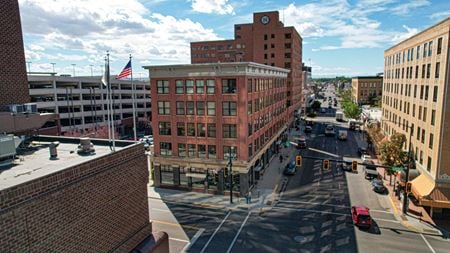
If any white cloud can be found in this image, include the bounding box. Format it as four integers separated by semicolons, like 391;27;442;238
391;0;430;16
430;10;450;20
19;0;222;74
191;0;235;15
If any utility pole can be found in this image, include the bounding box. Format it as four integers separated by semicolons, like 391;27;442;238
227;147;235;204
403;124;413;214
50;63;56;74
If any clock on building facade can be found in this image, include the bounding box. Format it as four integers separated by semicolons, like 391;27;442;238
261;15;270;25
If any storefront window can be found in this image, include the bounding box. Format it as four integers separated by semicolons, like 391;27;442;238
179;167;188;186
160;165;174;185
207;169;218;190
190;168;206;188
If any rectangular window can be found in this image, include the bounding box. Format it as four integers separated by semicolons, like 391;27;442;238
417;126;420;141
176;101;185;115
160;142;172;156
417;45;420;59
247;101;252;115
431;110;436;126
433;86;438;102
206;79;215;94
223;124;237;138
188;144;196;157
415;66;418;78
420;85;424;99
427;157;431;171
208;145;216;159
422;64;426;78
186;80;194;94
414;85;417;98
207;123;216;137
187;123;195;136
223;146;237;158
178;143;186;157
418;106;422;120
247;79;252;93
248;123;252;136
222;101;237;116
427;64;431;78
198;144;206;158
423;42;427;58
207;101;216;115
158;101;170;115
177;122;185;136
425;85;429;100
186;102;194;115
437;37;442;54
197;123;206;137
196;102;205;115
159;122;171;135
420;150;423;164
248;144;253;158
196;80;204;94
421;129;425;144
176;80;184;94
157;80;169;94
428;41;433;57
435;62;440;78
429;133;434;149
222;79;237;94
423;107;427;122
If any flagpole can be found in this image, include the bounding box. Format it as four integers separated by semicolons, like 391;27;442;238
104;55;111;146
130;54;137;141
106;51;116;151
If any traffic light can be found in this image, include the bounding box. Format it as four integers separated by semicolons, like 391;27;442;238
352;160;358;173
323;160;330;170
296;155;302;167
406;182;412;193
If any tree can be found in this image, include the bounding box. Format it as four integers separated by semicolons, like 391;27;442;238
311;101;321;111
378;133;408;185
342;101;361;119
367;94;381;107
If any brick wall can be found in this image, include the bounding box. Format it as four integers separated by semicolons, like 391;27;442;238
0;143;151;253
0;0;30;106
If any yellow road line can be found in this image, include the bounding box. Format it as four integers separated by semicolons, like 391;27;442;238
388;195;399;215
152;219;199;230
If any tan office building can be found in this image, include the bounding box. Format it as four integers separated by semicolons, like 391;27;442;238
351;76;383;105
382;18;450;216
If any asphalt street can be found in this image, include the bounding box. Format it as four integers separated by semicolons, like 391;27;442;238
149;85;450;252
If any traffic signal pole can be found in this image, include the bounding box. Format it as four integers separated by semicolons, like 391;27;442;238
402;125;413;214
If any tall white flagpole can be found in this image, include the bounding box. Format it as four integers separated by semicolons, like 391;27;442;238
102;55;111;146
107;52;116;151
130;54;137;141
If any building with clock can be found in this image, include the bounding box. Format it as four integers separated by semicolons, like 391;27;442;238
190;11;303;121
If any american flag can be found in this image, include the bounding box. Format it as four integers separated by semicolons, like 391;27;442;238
116;60;132;79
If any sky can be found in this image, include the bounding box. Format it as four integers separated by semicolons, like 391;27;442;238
19;0;450;78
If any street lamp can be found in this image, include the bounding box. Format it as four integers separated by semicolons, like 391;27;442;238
50;62;56;74
226;146;236;204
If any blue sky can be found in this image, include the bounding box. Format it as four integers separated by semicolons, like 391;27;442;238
19;0;450;78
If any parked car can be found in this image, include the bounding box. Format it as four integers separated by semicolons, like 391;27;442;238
325;124;335;136
339;162;352;171
358;147;369;156
304;126;313;133
320;108;326;113
284;161;297;175
364;160;379;180
351;206;372;228
372;179;387;193
295;135;307;149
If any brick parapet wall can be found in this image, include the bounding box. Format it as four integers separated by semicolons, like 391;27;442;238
0;143;151;253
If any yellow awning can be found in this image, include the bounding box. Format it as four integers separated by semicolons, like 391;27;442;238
411;173;435;199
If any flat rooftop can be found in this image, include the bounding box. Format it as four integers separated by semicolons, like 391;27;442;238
0;136;133;191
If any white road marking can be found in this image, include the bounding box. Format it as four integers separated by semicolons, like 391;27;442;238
279;199;349;209
369;209;394;214
151;208;171;213
200;211;231;253
308;147;340;158
182;228;205;253
420;233;436;253
226;211;252;253
273;206;350;216
374;218;400;224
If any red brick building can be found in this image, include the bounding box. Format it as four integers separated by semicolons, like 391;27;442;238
0;0;30;106
191;11;303;120
0;136;168;253
144;62;289;195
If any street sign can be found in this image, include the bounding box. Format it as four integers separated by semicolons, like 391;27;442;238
392;167;404;171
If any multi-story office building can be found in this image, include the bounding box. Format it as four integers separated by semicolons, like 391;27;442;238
351;76;383;105
191;11;303;121
28;75;151;135
382;18;450;216
144;62;290;195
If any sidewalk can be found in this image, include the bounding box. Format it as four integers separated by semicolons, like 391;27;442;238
148;126;300;212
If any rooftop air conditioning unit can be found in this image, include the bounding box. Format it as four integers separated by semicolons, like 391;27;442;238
24;103;38;113
0;135;16;160
77;137;95;155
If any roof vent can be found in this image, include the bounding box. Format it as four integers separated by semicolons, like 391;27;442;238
49;141;59;160
77;137;95;155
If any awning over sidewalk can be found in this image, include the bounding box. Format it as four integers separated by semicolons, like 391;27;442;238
411;173;435;200
421;187;450;209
